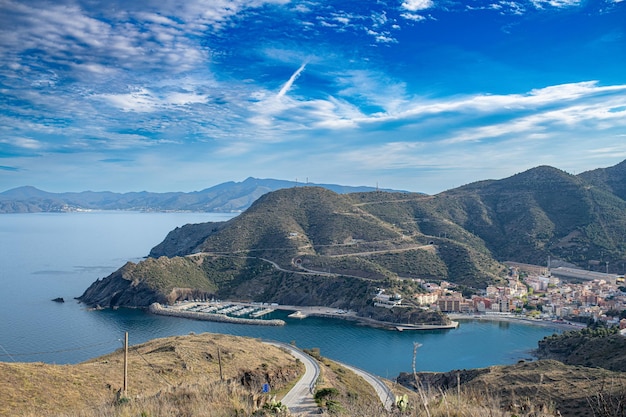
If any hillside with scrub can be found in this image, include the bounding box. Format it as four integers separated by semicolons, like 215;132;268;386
5;331;626;417
79;161;626;324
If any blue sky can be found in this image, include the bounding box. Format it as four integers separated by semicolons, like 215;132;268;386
1;0;625;194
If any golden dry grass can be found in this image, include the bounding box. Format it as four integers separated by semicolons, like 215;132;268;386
4;334;621;417
1;333;302;417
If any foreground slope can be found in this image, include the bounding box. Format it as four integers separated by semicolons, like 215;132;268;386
0;333;302;416
7;331;624;417
1;333;392;417
400;359;626;417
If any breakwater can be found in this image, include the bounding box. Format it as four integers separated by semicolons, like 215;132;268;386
149;303;286;326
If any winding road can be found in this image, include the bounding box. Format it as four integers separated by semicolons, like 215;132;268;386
265;342;320;415
266;341;394;415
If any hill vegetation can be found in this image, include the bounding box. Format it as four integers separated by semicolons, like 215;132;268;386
6;331;626;417
536;326;626;371
79;160;626;322
401;359;626;417
1;333;303;417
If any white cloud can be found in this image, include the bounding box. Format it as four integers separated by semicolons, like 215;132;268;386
401;0;434;11
1;137;44;150
98;88;208;112
530;0;582;8
401;12;427;21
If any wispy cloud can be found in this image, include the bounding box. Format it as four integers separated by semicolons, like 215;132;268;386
277;62;308;98
0;0;623;193
1;138;45;150
99;88;209;113
530;0;582;8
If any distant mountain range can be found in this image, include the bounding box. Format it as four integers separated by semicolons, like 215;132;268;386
0;178;404;213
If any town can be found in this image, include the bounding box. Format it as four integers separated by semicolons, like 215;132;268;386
375;261;626;330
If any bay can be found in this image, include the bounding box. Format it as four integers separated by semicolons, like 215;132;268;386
0;212;560;377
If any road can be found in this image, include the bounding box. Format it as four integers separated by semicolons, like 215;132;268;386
266;341;394;415
265;342;320;415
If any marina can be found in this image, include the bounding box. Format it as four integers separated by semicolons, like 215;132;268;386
158;301;462;331
172;301;281;320
149;302;286;326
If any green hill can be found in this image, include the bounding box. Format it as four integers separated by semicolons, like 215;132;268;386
579;159;626;202
433;165;626;267
535;326;626;371
80;160;626;316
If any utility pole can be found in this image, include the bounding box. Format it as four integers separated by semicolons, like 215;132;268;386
218;347;223;381
123;331;128;397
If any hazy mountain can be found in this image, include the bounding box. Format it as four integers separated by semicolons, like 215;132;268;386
0;177;405;213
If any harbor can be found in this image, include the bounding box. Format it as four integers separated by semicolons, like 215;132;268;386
149;302;285;326
150;300;460;331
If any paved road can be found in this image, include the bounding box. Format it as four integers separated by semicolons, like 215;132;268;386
266;341;394;414
336;361;394;412
265;342;320;415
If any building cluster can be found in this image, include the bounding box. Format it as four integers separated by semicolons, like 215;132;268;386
374;264;626;328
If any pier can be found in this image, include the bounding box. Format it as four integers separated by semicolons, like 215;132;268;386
395;321;459;331
287;310;307;319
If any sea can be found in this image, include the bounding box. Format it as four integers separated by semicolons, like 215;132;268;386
0;212;562;378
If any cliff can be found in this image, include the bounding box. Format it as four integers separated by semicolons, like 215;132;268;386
77;257;216;308
77;262;165;308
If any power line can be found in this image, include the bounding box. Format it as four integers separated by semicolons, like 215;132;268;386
0;344;16;362
131;345;174;388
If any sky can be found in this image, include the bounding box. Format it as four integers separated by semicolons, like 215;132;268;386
1;0;625;194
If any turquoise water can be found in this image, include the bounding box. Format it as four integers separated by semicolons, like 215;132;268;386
0;212;560;377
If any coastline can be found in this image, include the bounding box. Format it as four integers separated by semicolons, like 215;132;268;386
149;301;587;332
447;313;587;331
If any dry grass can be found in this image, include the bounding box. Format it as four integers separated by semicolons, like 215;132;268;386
1;333;302;417
4;333;623;417
400;360;626;417
315;356;387;415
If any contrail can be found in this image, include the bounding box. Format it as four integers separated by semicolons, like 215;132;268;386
277;61;308;98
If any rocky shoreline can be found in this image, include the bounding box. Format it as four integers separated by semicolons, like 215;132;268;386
148;303;286;326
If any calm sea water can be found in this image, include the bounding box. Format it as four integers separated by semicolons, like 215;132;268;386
0;212;560;377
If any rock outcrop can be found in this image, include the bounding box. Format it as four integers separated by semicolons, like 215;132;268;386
77;262;166;308
149;221;225;257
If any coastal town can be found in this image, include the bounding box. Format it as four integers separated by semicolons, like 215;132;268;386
152;261;626;333
401;261;626;330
